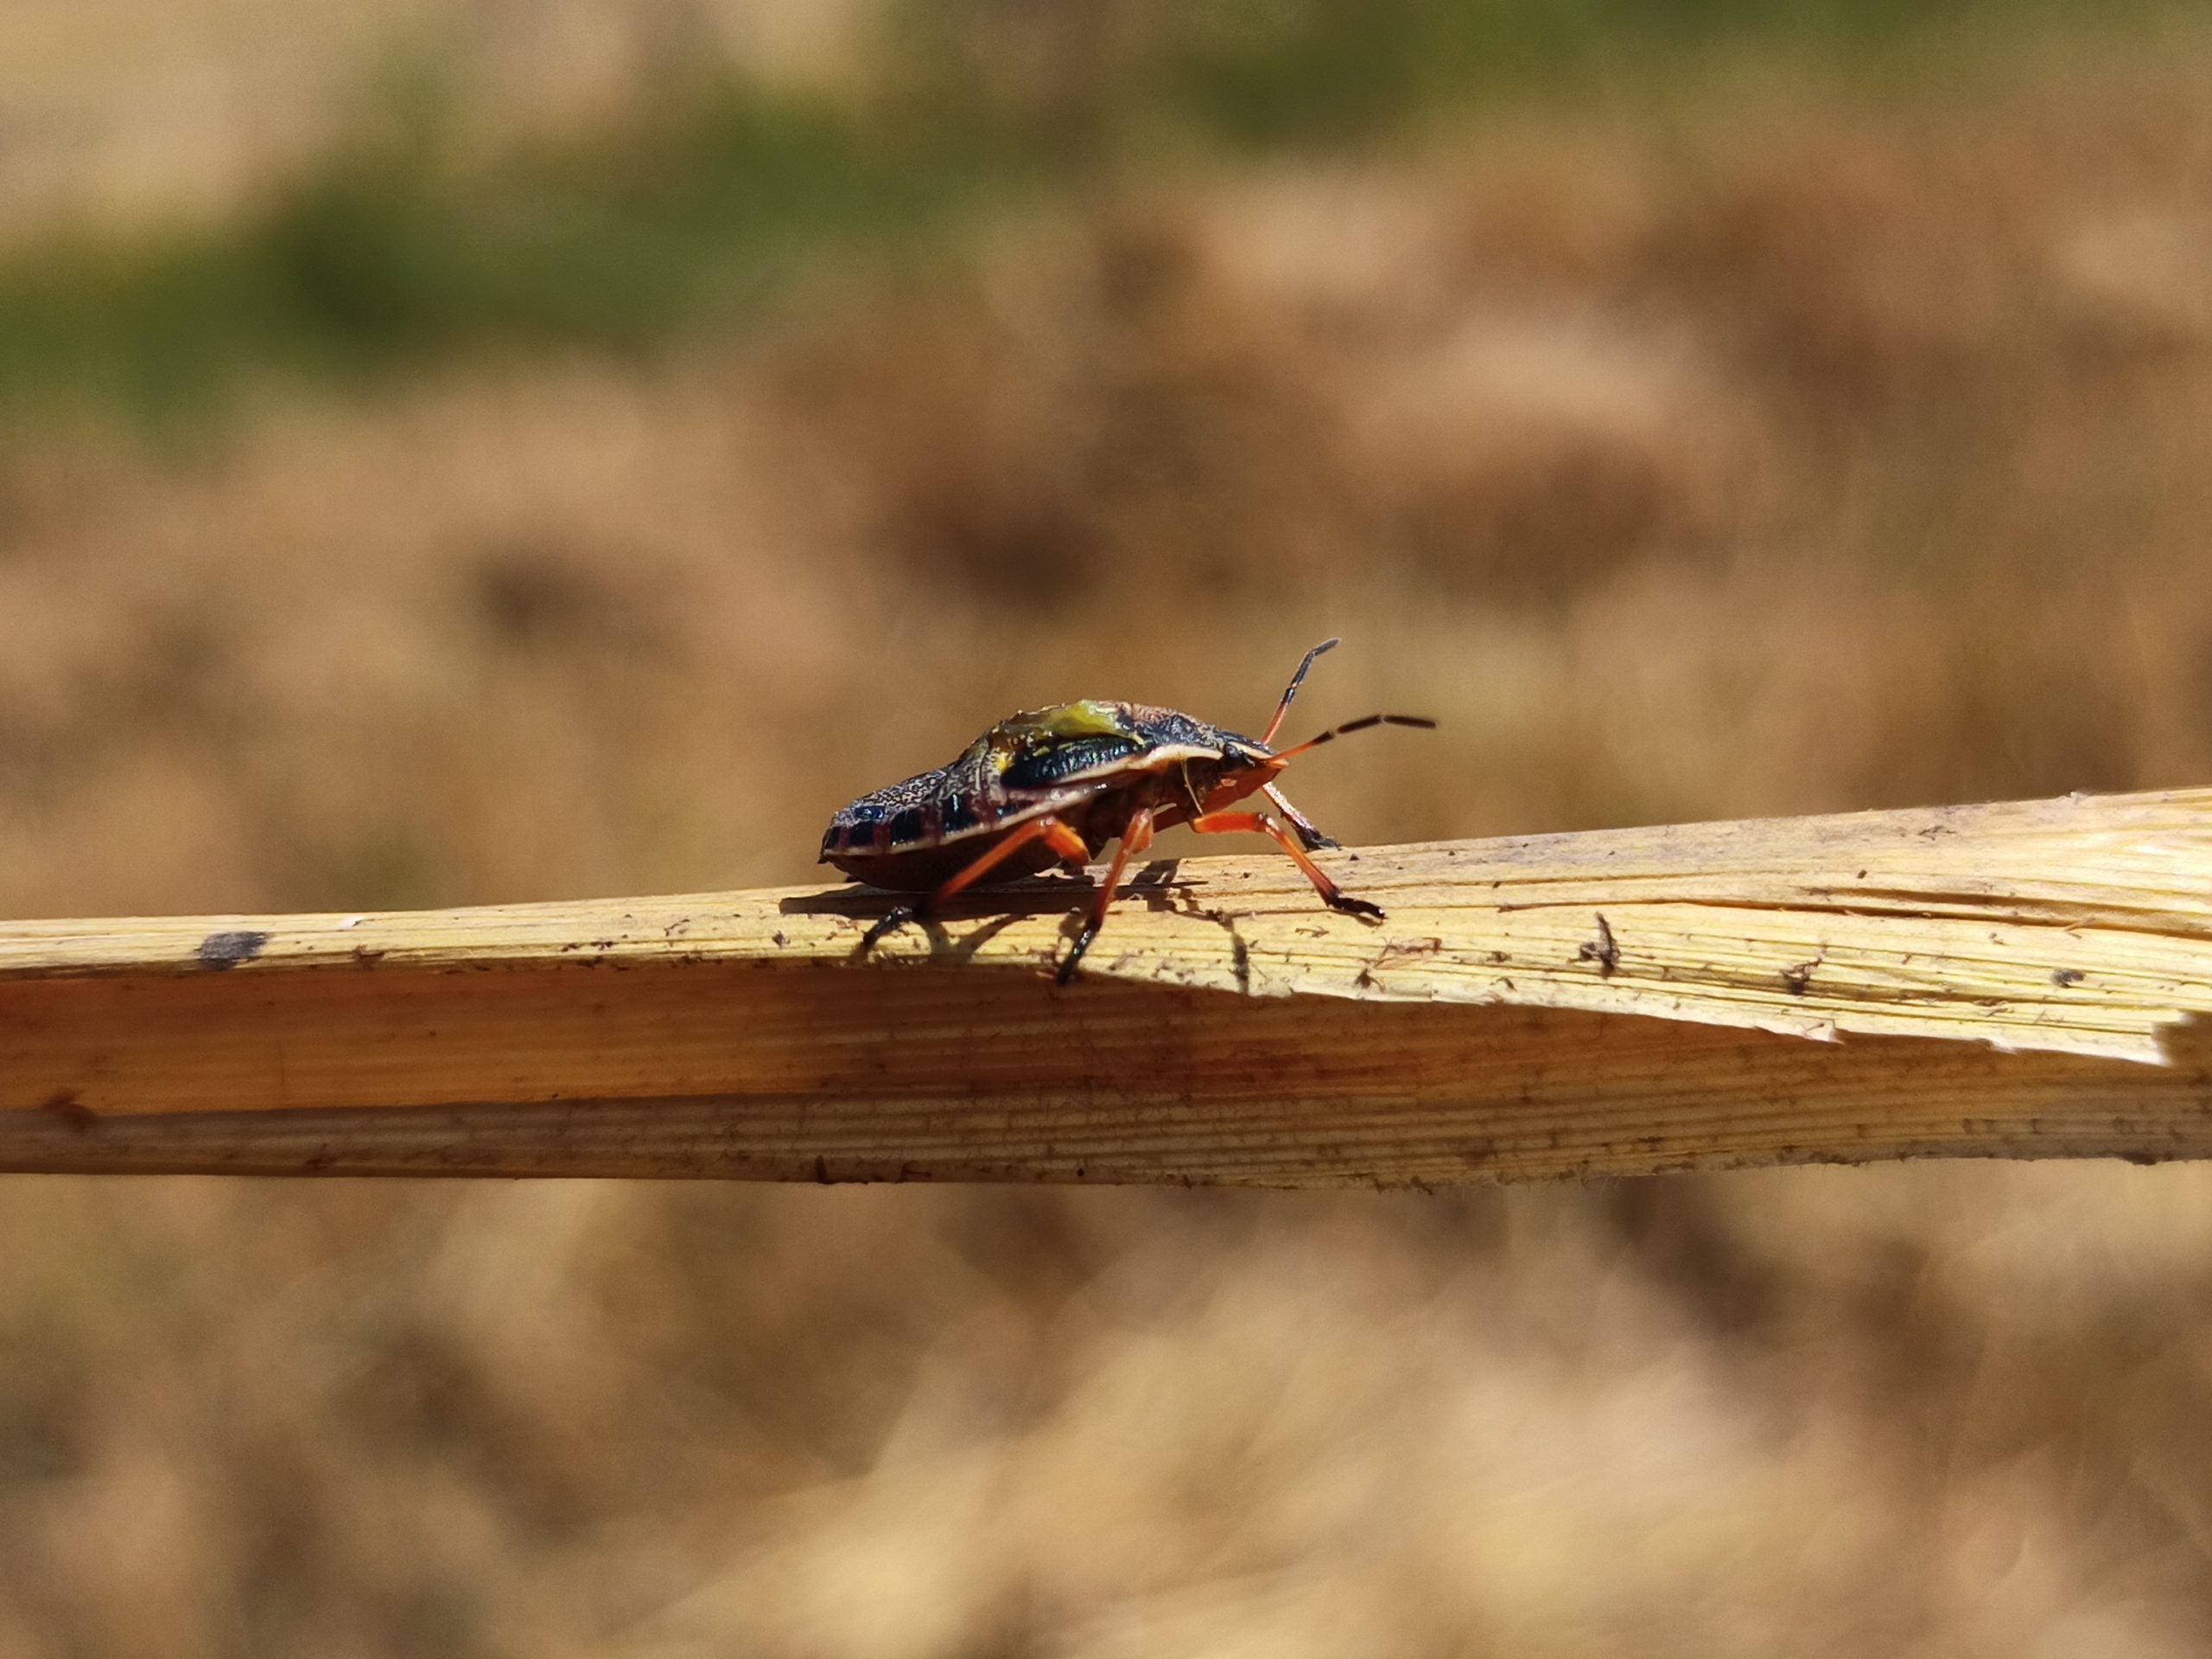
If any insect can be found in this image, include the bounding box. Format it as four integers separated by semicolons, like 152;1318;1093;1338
820;638;1433;982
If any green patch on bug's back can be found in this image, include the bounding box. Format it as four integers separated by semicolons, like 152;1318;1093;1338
1038;701;1134;740
992;703;1149;792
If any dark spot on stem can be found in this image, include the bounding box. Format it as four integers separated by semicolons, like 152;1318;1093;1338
196;930;269;970
41;1090;94;1130
1577;914;1620;976
2052;968;2085;988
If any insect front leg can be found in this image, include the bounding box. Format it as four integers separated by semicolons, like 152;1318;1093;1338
1186;809;1384;919
1263;783;1339;850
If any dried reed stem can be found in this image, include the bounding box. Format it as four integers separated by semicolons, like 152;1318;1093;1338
3;789;2209;1184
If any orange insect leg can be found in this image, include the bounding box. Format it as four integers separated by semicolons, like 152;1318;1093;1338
1059;806;1155;983
1186;810;1383;918
861;813;1092;951
932;814;1090;906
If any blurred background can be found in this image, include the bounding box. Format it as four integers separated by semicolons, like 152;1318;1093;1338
3;0;2212;1651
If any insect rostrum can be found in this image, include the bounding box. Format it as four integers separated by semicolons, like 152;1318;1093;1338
821;639;1433;983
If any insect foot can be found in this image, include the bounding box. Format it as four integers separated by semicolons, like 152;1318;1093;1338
860;906;925;954
1326;893;1387;920
1055;919;1108;986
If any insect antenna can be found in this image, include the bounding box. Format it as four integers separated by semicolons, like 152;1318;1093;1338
1268;712;1436;763
1261;637;1341;747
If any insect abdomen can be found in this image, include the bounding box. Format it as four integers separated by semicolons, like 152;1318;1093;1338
825;831;1065;892
820;766;984;856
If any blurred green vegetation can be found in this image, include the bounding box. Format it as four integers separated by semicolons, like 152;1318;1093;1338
0;0;2188;425
1140;0;2187;145
0;79;1019;426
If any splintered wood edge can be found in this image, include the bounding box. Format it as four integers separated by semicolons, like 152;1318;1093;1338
4;786;2210;1064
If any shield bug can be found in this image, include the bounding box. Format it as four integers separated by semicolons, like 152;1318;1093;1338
820;639;1433;982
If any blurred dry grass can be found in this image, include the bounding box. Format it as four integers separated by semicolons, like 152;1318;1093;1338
4;15;2212;1656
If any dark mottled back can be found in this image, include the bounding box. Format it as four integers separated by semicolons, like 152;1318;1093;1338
1001;732;1144;791
819;696;1268;877
824;638;1415;955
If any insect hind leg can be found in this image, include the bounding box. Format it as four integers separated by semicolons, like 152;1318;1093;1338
857;814;1092;958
